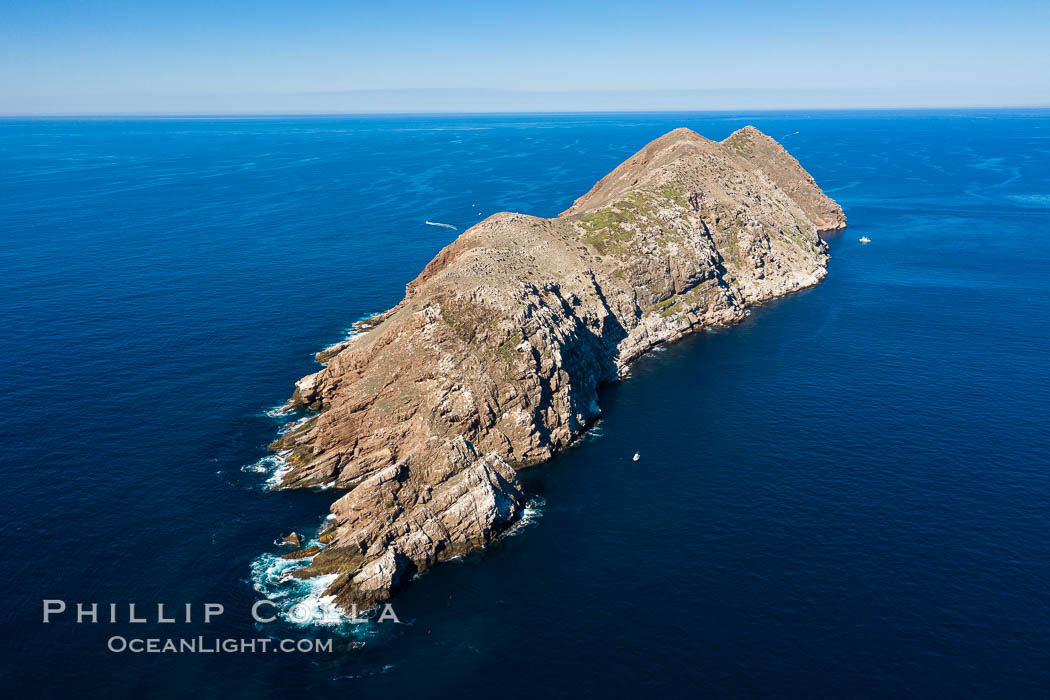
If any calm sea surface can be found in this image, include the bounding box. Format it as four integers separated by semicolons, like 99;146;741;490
1;111;1049;698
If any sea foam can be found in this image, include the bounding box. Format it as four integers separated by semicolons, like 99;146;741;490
503;496;546;538
249;542;342;627
249;532;378;631
240;450;292;489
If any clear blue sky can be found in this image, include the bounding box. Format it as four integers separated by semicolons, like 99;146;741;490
1;0;1047;114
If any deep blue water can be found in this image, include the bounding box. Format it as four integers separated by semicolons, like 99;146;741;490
1;111;1049;698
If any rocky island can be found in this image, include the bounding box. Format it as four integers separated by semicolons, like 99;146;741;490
267;126;845;609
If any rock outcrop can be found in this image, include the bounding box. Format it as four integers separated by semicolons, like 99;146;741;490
266;126;845;608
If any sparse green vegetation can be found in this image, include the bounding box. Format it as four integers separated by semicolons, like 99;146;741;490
439;295;499;344
579;189;689;255
725;133;754;154
647;279;720;318
580;206;636;255
779;225;812;250
497;332;523;363
658;185;688;208
579;192;653;254
648;296;677;316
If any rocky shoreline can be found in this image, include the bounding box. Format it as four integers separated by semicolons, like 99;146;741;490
264;126;845;609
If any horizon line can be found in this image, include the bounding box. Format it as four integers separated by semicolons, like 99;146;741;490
4;104;1050;119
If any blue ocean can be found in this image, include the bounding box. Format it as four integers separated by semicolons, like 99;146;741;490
2;111;1049;698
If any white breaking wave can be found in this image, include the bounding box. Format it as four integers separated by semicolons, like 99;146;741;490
246;399;322;489
262;403;293;419
241;451;292;489
503;496;546;538
276;415;311;436
318;328;362;357
249;540;344;628
249;532;382;633
425;220;457;230
264;451;293;489
318;310;384;360
583;423;605;442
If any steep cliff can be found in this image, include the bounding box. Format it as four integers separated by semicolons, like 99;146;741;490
267;126;845;608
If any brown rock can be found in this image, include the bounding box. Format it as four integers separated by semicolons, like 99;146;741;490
266;127;845;608
280;545;319;560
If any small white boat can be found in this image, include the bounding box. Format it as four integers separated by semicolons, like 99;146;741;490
859;236;871;244
632;452;640;462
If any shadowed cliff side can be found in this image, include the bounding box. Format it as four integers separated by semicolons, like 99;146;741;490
265;126;846;609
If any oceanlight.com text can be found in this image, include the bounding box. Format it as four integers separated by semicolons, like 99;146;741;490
106;636;333;654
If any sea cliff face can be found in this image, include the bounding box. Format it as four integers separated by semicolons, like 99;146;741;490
268;126;845;608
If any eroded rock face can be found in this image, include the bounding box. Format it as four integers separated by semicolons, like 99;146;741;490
267;126;845;608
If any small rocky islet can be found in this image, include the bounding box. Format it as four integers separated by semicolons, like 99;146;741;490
266;126;846;609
